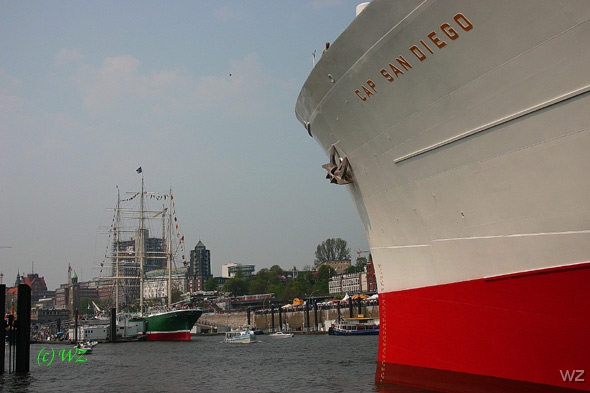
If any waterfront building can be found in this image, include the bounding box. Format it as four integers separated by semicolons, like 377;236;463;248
213;276;228;290
54;284;69;309
5;271;52;309
16;271;51;301
365;261;377;293
144;267;187;300
78;279;100;299
328;262;377;295
221;262;255;278
54;269;100;316
322;260;352;275
329;272;367;295
32;308;69;324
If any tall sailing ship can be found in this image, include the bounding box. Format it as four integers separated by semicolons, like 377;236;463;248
102;171;201;341
296;1;589;392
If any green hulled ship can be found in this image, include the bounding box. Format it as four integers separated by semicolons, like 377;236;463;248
144;308;202;341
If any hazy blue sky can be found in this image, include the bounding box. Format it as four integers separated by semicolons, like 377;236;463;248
0;1;370;290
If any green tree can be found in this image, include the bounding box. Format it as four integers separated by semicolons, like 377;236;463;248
248;274;269;295
290;280;310;299
268;265;284;281
268;283;286;299
315;264;336;294
296;270;315;287
355;256;368;272
204;277;219;291
224;276;248;296
314;238;351;268
79;297;97;316
316;264;335;281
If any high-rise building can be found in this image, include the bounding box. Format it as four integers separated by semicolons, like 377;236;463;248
188;240;211;292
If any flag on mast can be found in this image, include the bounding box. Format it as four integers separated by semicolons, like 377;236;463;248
136;167;142;174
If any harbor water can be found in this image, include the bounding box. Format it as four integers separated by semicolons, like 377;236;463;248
2;334;383;393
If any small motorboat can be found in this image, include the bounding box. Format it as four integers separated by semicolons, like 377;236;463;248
269;331;294;338
224;327;256;344
75;340;97;352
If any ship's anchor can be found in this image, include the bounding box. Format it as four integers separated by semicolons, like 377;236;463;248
322;145;353;185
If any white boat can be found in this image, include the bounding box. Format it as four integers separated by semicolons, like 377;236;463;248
224;327;256;344
74;340;97;353
268;331;294;338
328;317;379;336
295;0;590;391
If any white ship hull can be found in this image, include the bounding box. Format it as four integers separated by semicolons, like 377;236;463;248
296;1;590;391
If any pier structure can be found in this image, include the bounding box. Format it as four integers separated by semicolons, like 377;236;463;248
196;304;379;333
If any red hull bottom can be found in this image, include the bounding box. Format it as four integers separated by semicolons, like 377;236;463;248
146;331;191;341
376;263;590;392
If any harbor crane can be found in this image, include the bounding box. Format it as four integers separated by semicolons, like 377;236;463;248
356;248;370;258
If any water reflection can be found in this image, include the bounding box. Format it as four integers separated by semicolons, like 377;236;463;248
0;372;33;393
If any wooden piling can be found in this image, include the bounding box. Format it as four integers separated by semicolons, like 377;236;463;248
110;307;117;342
0;284;5;374
15;283;31;373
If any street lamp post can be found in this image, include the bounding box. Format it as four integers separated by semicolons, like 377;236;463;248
306;290;320;331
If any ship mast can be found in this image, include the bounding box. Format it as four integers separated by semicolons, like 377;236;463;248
167;187;173;307
138;174;145;315
114;186;121;312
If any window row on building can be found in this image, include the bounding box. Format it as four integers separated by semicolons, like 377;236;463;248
327;262;377;295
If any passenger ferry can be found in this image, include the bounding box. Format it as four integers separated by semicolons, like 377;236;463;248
329;316;379;336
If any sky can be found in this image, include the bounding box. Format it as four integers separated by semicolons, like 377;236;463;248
0;1;370;291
